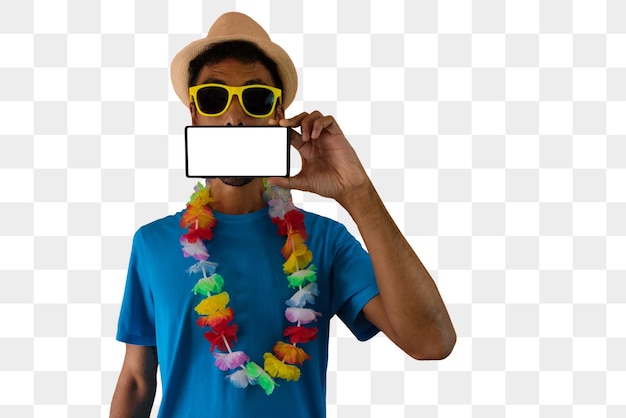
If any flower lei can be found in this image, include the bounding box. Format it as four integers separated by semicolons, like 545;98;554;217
180;181;320;395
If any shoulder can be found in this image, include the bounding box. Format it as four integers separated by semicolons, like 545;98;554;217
127;211;187;265
299;208;366;253
140;210;183;230
300;209;345;231
133;210;184;243
299;208;355;240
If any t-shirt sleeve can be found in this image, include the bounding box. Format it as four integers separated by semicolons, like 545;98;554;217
330;223;380;341
116;228;157;346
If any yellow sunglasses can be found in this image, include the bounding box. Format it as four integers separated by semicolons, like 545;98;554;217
189;84;282;118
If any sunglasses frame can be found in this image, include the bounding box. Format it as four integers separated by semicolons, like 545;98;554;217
189;83;282;118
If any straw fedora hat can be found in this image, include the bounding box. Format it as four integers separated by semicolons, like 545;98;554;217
170;12;298;110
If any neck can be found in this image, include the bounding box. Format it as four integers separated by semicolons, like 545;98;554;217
206;178;266;214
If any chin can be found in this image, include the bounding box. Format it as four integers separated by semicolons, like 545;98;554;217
218;177;254;187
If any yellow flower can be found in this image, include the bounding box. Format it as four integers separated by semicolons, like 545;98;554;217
283;244;313;274
190;187;213;207
194;292;229;315
263;352;301;381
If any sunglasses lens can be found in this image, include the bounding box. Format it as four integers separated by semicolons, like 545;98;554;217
242;87;276;116
196;86;229;115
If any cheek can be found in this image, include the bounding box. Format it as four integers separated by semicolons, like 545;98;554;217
190;104;225;126
191;112;223;127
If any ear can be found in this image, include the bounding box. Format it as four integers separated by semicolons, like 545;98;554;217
189;103;198;126
275;104;285;121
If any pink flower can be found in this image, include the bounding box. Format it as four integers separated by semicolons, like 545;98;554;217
285;307;322;325
268;198;295;220
180;236;209;260
214;351;249;371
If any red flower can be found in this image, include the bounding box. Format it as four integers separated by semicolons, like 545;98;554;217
183;227;214;243
272;210;307;239
204;324;239;352
283;326;318;344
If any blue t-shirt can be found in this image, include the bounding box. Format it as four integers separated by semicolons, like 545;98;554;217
116;206;380;417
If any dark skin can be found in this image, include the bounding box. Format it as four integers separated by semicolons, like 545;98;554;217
110;58;456;417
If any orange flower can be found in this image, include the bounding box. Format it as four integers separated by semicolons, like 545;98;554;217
181;204;217;229
196;307;234;329
281;232;305;259
272;341;310;365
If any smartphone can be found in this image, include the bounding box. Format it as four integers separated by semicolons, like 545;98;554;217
185;126;291;178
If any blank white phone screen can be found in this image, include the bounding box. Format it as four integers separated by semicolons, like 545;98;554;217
185;126;290;178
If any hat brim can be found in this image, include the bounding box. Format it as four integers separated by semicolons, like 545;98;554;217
171;32;297;111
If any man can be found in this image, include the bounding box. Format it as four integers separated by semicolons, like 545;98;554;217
111;12;455;418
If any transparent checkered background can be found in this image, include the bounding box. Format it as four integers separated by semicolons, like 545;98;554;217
1;0;625;417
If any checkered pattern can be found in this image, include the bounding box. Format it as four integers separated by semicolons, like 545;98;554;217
1;0;625;416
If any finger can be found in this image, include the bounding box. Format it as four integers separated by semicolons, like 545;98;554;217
280;111;323;143
278;113;307;142
311;116;335;139
265;175;289;188
278;112;309;128
299;111;323;143
311;115;340;139
266;173;308;192
288;127;304;150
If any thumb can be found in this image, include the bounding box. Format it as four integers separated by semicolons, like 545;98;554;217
266;174;308;192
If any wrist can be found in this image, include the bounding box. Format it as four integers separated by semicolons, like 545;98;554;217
338;181;381;221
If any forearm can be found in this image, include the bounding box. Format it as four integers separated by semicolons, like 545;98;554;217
340;182;456;359
110;373;156;418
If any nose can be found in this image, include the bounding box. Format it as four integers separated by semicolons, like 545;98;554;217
224;94;246;126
